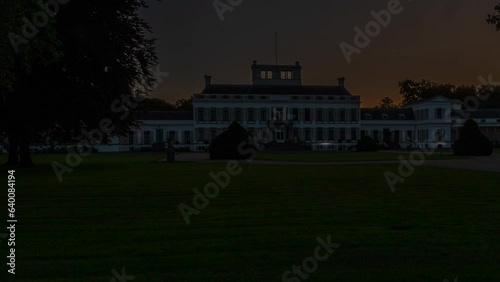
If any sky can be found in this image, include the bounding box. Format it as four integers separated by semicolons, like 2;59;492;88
140;0;500;107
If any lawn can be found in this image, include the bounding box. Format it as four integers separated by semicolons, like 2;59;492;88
256;150;465;162
0;153;499;281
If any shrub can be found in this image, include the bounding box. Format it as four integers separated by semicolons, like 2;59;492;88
453;119;493;156
356;136;379;152
209;122;254;160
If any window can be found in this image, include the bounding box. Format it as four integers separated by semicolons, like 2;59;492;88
328;128;335;140
222;95;229;100
248;108;255;122
351;109;358;121
235;108;242;121
281;70;293;79
436;108;444;119
340;109;346;122
340;128;346;140
260;96;268;100
260;108;267;121
197;108;205;122
328;96;335;100
235;95;241;99
304;96;311;100
382;114;389;120
210;95;216;99
223;108;229;122
406;130;413;141
329;109;335;122
210;108;217;122
373;130;379;141
261;70;273;79
481;119;486;123
197;128;204;141
293;128;299;139
399;114;406;120
317;128;323;141
144;131;151;145
304;109;312;122
184;131;191;143
316;109;323;122
210;128;217;140
248;95;254;100
316;96;323;101
292;108;299;121
305;128;311;140
129;134;135;145
156;129;164;143
291;96;299;100
351;128;358;140
364;113;372;120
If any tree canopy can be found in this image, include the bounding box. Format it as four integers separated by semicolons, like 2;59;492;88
375;97;398;109
398;79;500;108
487;4;500;30
1;0;160;166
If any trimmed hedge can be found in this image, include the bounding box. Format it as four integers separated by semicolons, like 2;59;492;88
209;122;255;160
453;119;493;156
356;136;379;152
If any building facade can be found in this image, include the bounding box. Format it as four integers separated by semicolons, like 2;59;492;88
95;62;500;152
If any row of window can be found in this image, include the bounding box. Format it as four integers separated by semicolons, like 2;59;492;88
120;130;192;145
415;108;446;120
197;95;358;101
364;113;407;120
195;127;360;142
260;70;293;80
196;108;360;123
361;129;446;142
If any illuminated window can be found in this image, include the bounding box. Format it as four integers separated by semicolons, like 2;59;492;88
280;71;292;79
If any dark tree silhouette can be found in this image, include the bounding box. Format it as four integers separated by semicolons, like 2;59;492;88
0;0;159;166
453;119;493;156
487;4;500;30
374;97;398;109
398;79;500;108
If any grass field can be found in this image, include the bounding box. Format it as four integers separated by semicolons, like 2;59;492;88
256;150;465;162
0;153;499;281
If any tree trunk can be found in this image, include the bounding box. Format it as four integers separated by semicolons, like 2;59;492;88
6;132;19;166
19;133;34;168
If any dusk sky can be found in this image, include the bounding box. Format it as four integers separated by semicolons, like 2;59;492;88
140;0;500;107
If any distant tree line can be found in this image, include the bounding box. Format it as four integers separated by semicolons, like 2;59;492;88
140;97;193;112
374;80;500;109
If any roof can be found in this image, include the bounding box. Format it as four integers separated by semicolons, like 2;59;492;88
464;109;500;119
140;111;192;121
361;108;415;120
201;84;352;96
403;95;462;107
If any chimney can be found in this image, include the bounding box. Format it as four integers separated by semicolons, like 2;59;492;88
204;75;212;88
338;77;346;87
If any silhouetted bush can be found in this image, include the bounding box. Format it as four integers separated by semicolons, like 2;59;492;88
356;136;379;152
209;122;254;160
453;119;493;156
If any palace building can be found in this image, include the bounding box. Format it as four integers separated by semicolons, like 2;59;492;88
95;61;500;152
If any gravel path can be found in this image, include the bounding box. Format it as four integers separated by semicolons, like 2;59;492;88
173;153;500;173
